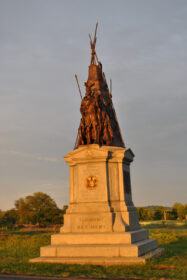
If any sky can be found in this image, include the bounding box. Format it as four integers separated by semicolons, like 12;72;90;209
0;0;187;210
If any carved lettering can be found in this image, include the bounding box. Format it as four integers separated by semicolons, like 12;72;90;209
77;217;105;230
77;224;105;230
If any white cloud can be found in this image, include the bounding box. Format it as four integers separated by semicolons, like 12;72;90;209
7;150;59;162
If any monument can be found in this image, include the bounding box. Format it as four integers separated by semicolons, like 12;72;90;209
30;24;163;265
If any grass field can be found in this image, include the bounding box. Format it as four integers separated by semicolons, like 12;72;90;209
0;222;186;279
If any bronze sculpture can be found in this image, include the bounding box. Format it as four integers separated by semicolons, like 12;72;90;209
75;23;124;148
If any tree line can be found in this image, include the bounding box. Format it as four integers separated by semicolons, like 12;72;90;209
0;192;67;229
0;192;186;229
137;203;187;221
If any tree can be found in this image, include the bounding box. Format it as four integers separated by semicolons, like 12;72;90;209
167;209;177;220
153;206;165;220
172;203;185;220
15;192;63;226
0;210;4;220
137;207;155;221
0;209;18;229
137;207;147;220
146;209;155;220
184;204;187;217
153;210;162;220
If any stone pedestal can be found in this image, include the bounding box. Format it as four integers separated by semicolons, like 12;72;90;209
30;145;163;265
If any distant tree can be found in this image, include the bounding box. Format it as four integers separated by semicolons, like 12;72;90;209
167;209;177;220
154;210;162;220
172;203;185;220
14;198;33;224
15;192;63;226
153;206;165;220
146;209;155;220
0;209;18;229
0;210;4;220
184;204;187;217
137;207;147;220
137;207;156;221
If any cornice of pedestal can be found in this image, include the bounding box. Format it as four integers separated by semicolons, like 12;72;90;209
64;144;134;166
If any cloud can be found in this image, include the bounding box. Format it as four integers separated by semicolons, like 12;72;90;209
7;150;59;162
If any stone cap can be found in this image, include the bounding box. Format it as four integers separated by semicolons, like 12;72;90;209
64;145;134;165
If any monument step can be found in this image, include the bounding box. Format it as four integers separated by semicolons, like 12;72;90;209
41;238;158;258
31;248;164;265
51;229;148;245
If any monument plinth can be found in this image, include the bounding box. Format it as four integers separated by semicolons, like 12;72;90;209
30;24;163;265
61;145;140;234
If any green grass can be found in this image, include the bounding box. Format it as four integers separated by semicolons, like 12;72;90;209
0;223;187;279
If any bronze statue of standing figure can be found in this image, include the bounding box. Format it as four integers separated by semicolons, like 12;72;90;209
75;23;124;148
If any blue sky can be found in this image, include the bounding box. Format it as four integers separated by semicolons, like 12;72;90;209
0;0;187;210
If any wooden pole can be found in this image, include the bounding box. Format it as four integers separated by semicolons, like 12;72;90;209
94;22;98;44
75;74;83;100
110;79;112;95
